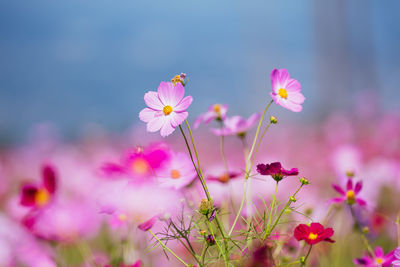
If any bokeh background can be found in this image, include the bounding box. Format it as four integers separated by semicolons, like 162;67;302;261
0;0;399;143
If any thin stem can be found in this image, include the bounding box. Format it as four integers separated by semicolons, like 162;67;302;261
266;182;279;233
149;230;189;266
206;220;228;266
349;206;375;256
219;121;229;174
251;122;272;167
301;245;313;266
228;101;274;236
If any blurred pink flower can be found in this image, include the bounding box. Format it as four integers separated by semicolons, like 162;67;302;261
330;179;366;206
20;164;57;208
207;171;241;184
139;81;193;137
156;152;197;190
354;247;394;267
211;113;260;136
270;68;305;112
194;104;228;129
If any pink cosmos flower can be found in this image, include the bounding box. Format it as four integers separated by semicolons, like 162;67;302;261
20;164;57;208
270;68;305;112
392;247;400;267
156;152;197;190
139;81;193;137
354;247;395;267
330;179;366;206
194;104;228;129
101;143;170;180
256;162;299;182
211;113;260;136
294;222;335;245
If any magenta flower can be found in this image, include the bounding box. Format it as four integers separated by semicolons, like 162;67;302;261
294;222;335;245
330;179;366;206
211;113;260;136
256;162;299;182
194;103;228;129
207;171;241;184
20;164;57;208
139;81;193;137
156;152;197;190
138;216;158;231
270;68;305;112
354;247;395;267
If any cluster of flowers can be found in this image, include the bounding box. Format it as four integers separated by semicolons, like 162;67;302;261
0;69;399;266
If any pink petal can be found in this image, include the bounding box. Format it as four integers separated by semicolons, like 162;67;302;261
346;179;353;190
356;198;367;206
158;82;184;107
332;184;345;195
375;247;384;257
170;112;188;127
20;185;38;206
160;119;175;137
174;95;193;111
139;108;156;123
144;91;163;110
270;68;280;92
288;91;305;104
193;114;204;129
354;181;363;194
246;112;261;128
328;197;345;204
276;97;303;112
42;164;57;194
138;216;158;231
147;117;165;132
285;79;301;92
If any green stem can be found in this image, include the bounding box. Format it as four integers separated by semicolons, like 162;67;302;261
349;206;375;256
228;101;273;236
301;245;313;266
149;230;189;266
219;121;229;174
206;220;228;266
266;182;279;233
265;184;304;239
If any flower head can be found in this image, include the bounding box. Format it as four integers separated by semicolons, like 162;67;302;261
270;68;305;112
139;81;193;137
156;152;197;190
207;171;241;184
211;113;260;137
294;222;335;245
354;246;395;267
256;162;299;182
194;104;228;128
20;164;57;208
330;179;366;206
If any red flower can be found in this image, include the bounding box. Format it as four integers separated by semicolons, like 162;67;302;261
294;223;335;245
256;162;299;182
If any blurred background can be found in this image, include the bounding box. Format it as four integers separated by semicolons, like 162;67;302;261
0;0;399;142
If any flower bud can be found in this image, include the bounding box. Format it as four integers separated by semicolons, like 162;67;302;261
206;234;215;246
299;177;309;185
300;256;306;264
270;116;278;124
346;170;355;178
362;226;370;234
290;196;297;202
199;198;213;216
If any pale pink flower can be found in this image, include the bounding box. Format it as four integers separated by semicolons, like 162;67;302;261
139;82;193;137
194;104;228;129
211;113;260;136
270;68;305;112
156;152;197;190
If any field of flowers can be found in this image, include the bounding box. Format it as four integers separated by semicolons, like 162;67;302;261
1;69;400;266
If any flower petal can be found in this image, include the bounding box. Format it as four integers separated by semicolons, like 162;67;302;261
174;96;193;112
144;91;163;110
147;117;165;132
332;184;345;195
356;198;367;206
20;185;38;206
346;179;353;191
160;119;175;137
139;108;156;123
285;78;301;92
138;216;158;231
158;82;184;107
354;181;363;194
288;91;305;104
170;112;188;128
42;164;57;194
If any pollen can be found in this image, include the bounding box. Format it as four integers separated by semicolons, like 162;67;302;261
163;105;173;115
132;158;150;175
375;258;383;264
308;232;318;240
171;169;181;179
171;75;181;85
35;188;50;207
278;88;288;99
213;104;221;114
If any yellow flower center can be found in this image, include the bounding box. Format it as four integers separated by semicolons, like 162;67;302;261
375;257;383;264
163;105;173;115
118;213;127;221
346;190;355;200
132;159;150;175
219;173;230;183
213;104;221;114
278;88;288;99
171;169;181;179
35;188;50;207
308;233;318;240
